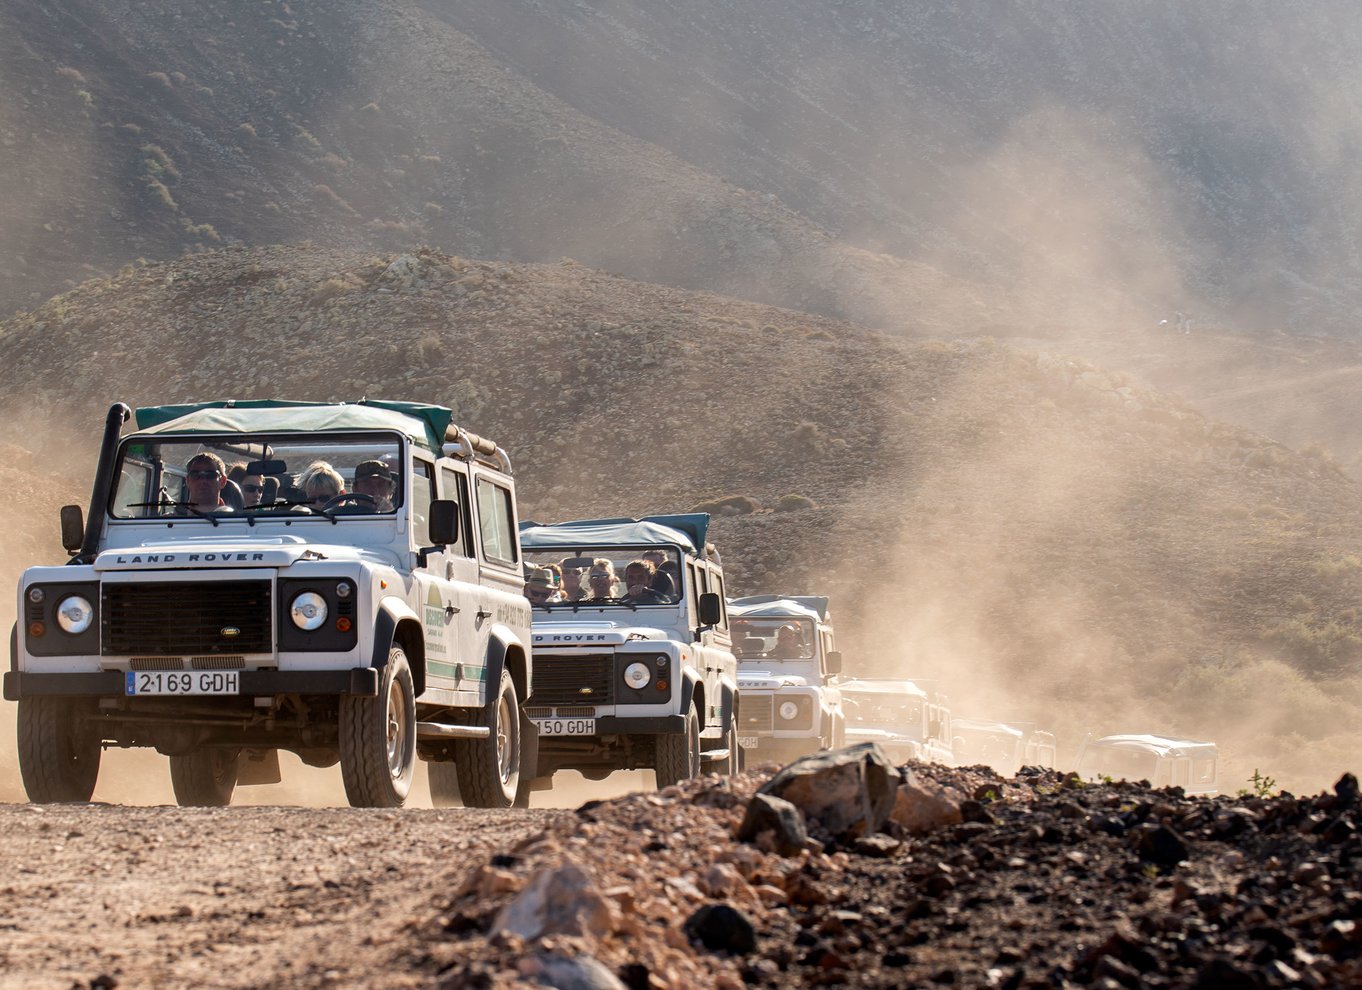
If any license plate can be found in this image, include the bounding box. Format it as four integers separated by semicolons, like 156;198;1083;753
738;736;760;749
125;671;240;696
532;718;596;737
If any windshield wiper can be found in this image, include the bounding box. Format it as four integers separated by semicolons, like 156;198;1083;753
248;499;338;523
127;500;222;527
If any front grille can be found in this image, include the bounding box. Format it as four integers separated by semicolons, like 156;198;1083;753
553;706;597;717
103;581;272;656
129;657;185;671
191;655;246;670
529;654;615;706
737;693;773;733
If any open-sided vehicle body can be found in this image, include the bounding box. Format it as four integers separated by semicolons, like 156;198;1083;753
518;514;739;790
729;595;843;762
839;677;954;765
951;717;1056;773
5;400;533;808
1075;733;1219;795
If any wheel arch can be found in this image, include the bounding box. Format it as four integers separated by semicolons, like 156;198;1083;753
484;628;529;704
374;599;426;699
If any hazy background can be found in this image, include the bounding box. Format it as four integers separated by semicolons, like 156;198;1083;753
3;0;1362;803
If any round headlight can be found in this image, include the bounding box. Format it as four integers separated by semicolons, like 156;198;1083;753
779;700;800;721
290;591;328;631
335;582;352;599
27;587;45;604
623;662;652;690
56;595;94;635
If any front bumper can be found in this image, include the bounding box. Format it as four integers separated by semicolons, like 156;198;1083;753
3;668;380;700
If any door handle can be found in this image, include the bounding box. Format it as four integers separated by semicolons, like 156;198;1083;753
445;604;460;617
476;609;493;621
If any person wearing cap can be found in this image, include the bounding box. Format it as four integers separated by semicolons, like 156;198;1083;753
524;567;562;606
353;459;397;512
774;624;805;658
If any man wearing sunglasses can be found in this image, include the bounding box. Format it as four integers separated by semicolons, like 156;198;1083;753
523;567;561;606
183;452;233;514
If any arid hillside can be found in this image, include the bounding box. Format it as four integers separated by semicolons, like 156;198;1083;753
1;245;1360;793
8;1;1362;339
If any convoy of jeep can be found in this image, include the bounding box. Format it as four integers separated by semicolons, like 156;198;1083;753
4;400;1213;807
516;515;740;790
729;595;844;762
1075;733;1219;795
840;677;955;766
4;401;534;809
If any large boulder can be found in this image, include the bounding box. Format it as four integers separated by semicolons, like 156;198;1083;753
890;770;965;836
757;743;900;842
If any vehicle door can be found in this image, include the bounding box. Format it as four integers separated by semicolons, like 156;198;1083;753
469;469;526;702
427;463;481;704
409;457;469;704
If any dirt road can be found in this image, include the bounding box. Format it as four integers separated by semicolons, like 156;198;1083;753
0;803;566;990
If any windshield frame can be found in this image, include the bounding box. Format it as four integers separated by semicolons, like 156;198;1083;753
105;428;407;523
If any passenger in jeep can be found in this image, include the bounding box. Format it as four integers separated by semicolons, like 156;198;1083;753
585;559;618;600
352;459;397;512
623;560;668;605
559;557;591;601
774;624;804;658
642;549;678;600
183;452;234;513
299;462;344;507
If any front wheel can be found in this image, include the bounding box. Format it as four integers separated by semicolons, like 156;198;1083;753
170;748;240;807
454;669;521;808
655;700;701;788
17;696;100;802
340;646;416;807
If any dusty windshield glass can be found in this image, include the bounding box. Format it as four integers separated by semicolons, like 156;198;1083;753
110;434;403;519
732;618;815;659
522;548;682;606
844;695;922;727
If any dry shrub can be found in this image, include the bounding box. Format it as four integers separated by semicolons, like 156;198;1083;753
147;71;172;87
774;494;816;512
310;278;356;306
1259;617;1362;677
237;122;257;138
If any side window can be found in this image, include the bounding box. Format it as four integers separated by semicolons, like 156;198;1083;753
410;459;435;546
711;572;728;629
440;467;475;558
475;478;518;566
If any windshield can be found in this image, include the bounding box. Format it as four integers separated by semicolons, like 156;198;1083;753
521;548;682;606
843;694;922;728
732;617;815;659
110;433;403;519
1079;745;1159;782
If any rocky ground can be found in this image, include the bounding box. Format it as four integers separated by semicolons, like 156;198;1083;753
3;747;1358;989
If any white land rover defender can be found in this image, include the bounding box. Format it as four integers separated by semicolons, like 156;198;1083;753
516;515;739;790
840;678;955;766
5;401;534;809
728;595;844;762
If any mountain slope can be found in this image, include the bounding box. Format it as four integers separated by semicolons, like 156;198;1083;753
1;245;1359;791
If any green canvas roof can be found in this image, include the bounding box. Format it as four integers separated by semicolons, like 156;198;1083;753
133;400;454;451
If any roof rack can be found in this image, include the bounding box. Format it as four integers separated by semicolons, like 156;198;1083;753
443;424;512;474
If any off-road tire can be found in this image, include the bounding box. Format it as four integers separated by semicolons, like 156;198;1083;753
427;760;462;807
340;645;416;808
17;696;100;802
655;700;701;788
169;748;240;807
454;668;521;809
512;711;536;808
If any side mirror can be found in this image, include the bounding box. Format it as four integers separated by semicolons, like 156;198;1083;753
825;650;843;675
428;499;459;546
60;505;85;554
697;592;722;627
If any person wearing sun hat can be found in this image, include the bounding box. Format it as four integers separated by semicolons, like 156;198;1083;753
523;567;563;605
352;459;397;512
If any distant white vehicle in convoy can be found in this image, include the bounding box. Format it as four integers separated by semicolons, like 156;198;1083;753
728;595;844;762
517;514;739;790
5;400;534;809
952;717;1057;774
839;677;954;765
1075;733;1219;795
